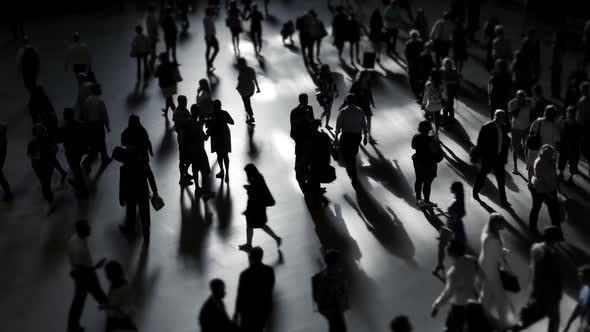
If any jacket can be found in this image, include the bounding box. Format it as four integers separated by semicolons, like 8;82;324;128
475;121;510;164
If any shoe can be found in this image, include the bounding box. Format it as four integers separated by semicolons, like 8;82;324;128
216;172;224;179
238;243;252;251
424;201;437;207
369;137;377;144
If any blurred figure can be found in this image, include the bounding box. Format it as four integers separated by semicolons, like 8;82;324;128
0;123;13;201
60;108;89;197
206;100;234;183
411;121;440;207
312;250;350;332
155;53;180;116
199;279;237;332
65;33;92;76
227;1;244;56
519;28;541;85
161;6;178;63
245;3;264;56
16;36;40;92
335;94;368;183
145;3;159;66
563;265;590;332
405;30;425;100
383;0;402;55
130;25;151;82
446;181;466;244
451;23;467;72
507;90;533;174
369;8;384;63
316;64;338;129
558;106;582;182
550;33;564;99
290;93;315;192
103;261;137;332
421;69;444;134
350;71;375;142
492;25;512;64
204;7;220;73
391;315;413;332
236;58;260;124
483;17;499;71
529;145;561;234
331;6;348;61
412;9;429;46
80;83;111;170
441;58;460;120
487;59;513;119
27;124;58;211
346;13;362;65
512;50;533;95
186;104;212;196
527;105;560;182
430;11;454;65
173;95;193;186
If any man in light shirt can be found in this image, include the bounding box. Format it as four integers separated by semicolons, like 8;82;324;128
430;12;454;65
67;220;108;332
204;7;219;73
431;240;485;332
81;83;111;170
508;90;533;174
336;94;368;183
65;33;92;76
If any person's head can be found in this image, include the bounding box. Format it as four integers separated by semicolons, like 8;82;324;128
210;278;226;299
494;59;507;73
578;265;590;285
450;181;464;199
417;120;432;134
390;315;412;332
75;219;91;238
539;144;556;160
429;69;442;85
128;114;141;129
345;93;356;106
64;107;75;121
544;105;557;122
244;163;261;182
442;57;454;71
104;260;125;283
516;90;527;102
542;225;562;245
581;81;590;96
532;84;544;97
299;93;309;106
566;105;577;120
72;32;81;42
135;25;143;34
252;3;258;11
442;11;450;20
309;9;317;18
90;83;102;95
177;95;187;108
248;246;264;265
486;213;506;237
198;79;210;91
190;104;201;118
237;57;247;69
409;29;420;40
213;99;222;112
494;109;506;126
494;25;504;37
324;250;341;269
446;240;466;259
32;123;47;137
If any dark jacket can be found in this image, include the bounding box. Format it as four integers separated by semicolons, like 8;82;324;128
199;297;236;332
236;263;275;321
119;150;157;202
60;120;88;156
405;39;425;66
475;121;510;163
290;105;314;141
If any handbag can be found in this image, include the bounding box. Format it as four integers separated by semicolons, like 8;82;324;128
525;120;543;150
499;268;520;292
151;194;165;211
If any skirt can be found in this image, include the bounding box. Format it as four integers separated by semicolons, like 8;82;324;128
245;205;268;228
161;84;178;98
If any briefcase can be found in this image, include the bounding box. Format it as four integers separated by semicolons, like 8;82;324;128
362;52;376;69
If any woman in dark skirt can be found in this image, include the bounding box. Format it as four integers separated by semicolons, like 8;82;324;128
206;100;234;183
239;163;282;251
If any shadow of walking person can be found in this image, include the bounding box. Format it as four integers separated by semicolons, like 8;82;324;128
178;187;212;272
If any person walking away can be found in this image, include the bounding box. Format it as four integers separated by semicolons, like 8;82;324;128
511;226;563;332
472;110;511;207
103;261;137;332
332;6;348;61
245;4;264;56
383;0;402;56
130;26;151;82
234;247;275;332
155;53;180;116
146;4;159;68
200;279;238;332
27;124;58;212
411;120;441;207
405;30;425;101
317;64;338;129
431;240;486;332
161;7;178;63
421;69;445;135
238;164;282;251
487;59;513;119
67;220;109;332
16;36;40;92
65;33;92;77
290;93;315;192
206;100;234;183
121;115;153;162
227;1;244;56
441;58;460;120
563;265;590;332
577;82;590;176
204;7;220;73
413;9;429;47
0;123;14;201
346;13;362;66
451;23;468;73
391;315;413;332
307;120;333;206
492;25;512;65
312;250;350;332
526;105;560;182
80;83;111;171
236;58;260;124
478;213;516;329
429;12;454;65
335;94;368;184
173;95;193;186
507;90;534;174
350;71;375;142
60;108;89;197
118;146;158;245
558;106;582;182
369;8;384;63
417;41;435;99
529;145;561;234
520;28;541;86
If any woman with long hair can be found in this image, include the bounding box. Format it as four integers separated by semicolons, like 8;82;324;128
316;64;338;129
121;115;153;161
239;163;282;251
479;213;516;328
206;100;234;183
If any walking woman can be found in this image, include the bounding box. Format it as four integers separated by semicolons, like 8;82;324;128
479;213;516;329
206;100;234;183
441;58;460;120
238;163;282;251
369;8;384;63
526;105;560;182
130;25;151;82
236;58;261;124
155;53;180;116
350;70;375;142
121;115;153;161
421;69;445;136
103;261;137;332
196;78;214;119
227;1;244;56
316;64;338;129
411;120;440;207
433;181;466;278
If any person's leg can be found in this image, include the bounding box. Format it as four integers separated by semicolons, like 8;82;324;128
138;198;151;243
493;161;507;202
547;302;560;332
216;153;225;177
546;192;561;228
142;55;148;79
354;41;360;63
54;158;68;179
423;177;434;203
68;274;89;330
223;154;230;181
473;162;492;198
209;39;219;68
245;226;254;246
528;190;544;232
261;225;281;244
242;94;254;121
66;152;87;196
445;305;466;332
38;165;54;203
86;272;108;305
124;201;137;233
414;174;424;201
570;150;580;178
136;56;141;81
392;27;399;54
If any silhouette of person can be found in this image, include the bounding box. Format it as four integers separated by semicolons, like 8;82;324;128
390;315;413;332
16;36;40;92
206;100;234;183
307;119;333;205
121;115;153;162
296;10;315;65
472;109;510;207
118;146;158;245
130;25;151;82
308;10;327;64
421;69;444;136
317;64;338;129
245;3;264;56
335;94;368;183
331;6;348;61
65;33;92;76
430;12;454;65
27;124;58;212
563;265;590;332
67;220;108;332
80;83;111;170
488;59;513;119
155;53;180;116
60;108;89;197
507;90;534;174
417;41;435;100
238;164;282;251
103;260;137;332
558;106;582;182
369;8;384;63
236;58;260;124
187;105;212;195
383;0;403;56
529;145;561;234
312;250;350;332
405;30;425;100
446;182;466;244
197;79;214;119
346;13;362;65
227;1;244;56
0;123;13;201
146;3;160;66
161;7;178;63
173;95;193;186
350;71;376;143
199;279;238;332
441;58;460;119
178;0;190;33
411;120;439;206
290;93;315;191
234;247;276;332
28;84;55;123
204;7;220;73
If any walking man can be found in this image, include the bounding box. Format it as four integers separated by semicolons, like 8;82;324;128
290;93;315;192
65;33;92;76
335;94;368;184
204;7;219;73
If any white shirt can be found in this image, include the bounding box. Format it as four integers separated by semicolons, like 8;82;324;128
203;16;216;39
508;98;532;130
81;94;110;128
434;255;483;307
65;42;92;68
530;118;560;148
336;104;367;134
68;235;93;268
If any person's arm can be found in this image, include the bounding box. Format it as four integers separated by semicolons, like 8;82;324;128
253;70;261;93
422;83;431;108
101;101;110;132
563;304;581;332
225;111;235;125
